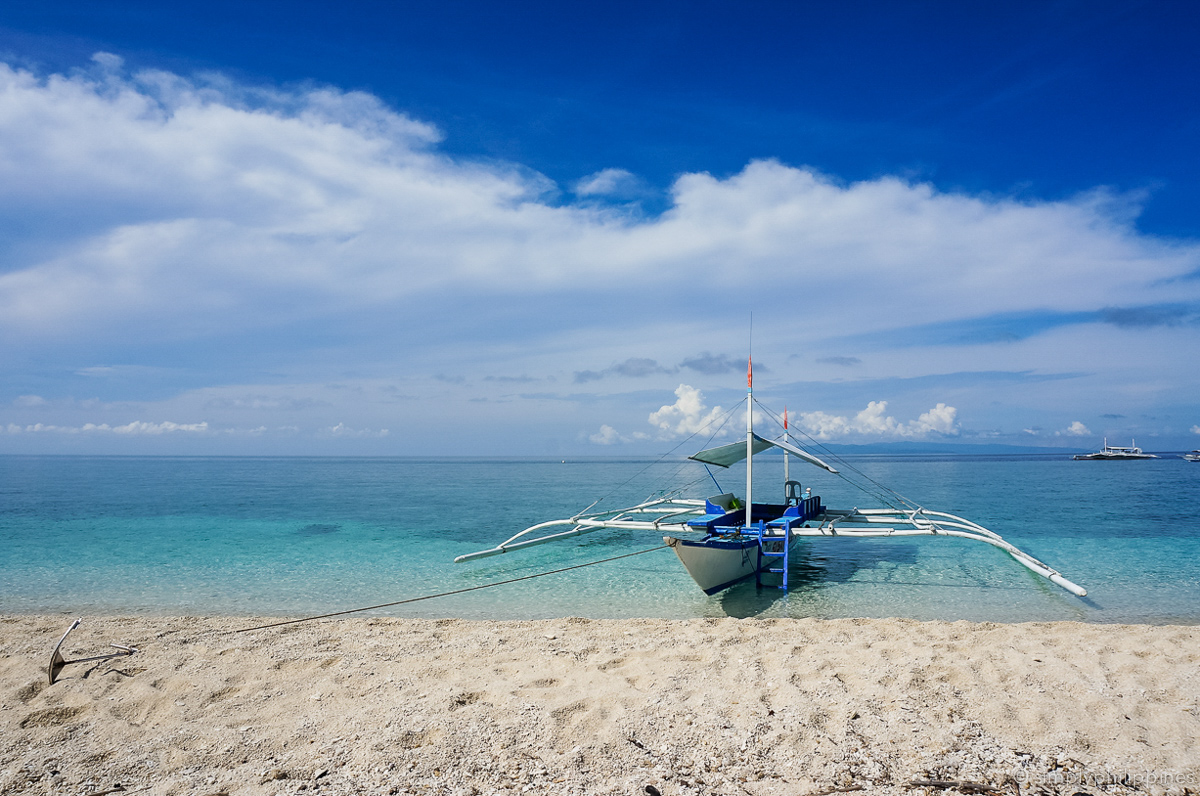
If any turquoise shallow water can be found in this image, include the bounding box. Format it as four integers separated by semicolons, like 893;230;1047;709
2;454;1198;623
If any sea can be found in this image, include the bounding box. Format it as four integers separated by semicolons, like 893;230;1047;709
2;453;1198;625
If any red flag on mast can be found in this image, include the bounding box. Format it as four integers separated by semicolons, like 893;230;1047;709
747;356;753;389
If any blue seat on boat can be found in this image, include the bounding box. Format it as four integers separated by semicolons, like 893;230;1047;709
687;508;745;531
686;493;746;531
765;498;823;529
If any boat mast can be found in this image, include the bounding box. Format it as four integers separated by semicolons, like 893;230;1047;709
783;406;790;487
746;356;753;530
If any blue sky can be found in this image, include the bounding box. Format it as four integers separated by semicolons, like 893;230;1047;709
1;1;1199;455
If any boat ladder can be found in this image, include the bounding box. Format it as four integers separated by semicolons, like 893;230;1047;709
755;521;790;591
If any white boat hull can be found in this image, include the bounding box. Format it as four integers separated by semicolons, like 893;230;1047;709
665;535;789;595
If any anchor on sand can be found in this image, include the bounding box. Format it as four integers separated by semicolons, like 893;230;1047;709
48;619;138;685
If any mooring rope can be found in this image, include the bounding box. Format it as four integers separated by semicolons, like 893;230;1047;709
235;544;670;633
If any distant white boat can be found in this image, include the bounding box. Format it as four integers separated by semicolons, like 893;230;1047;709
1183;450;1200;463
1072;438;1159;460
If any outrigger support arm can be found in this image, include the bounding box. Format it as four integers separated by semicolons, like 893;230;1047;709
807;508;1087;596
453;497;707;563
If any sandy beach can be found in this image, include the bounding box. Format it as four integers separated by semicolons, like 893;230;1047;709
2;615;1197;796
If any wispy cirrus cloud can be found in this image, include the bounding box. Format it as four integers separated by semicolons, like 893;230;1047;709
327;422;389;438
679;352;756;375
574;358;675;383
573;168;641;198
1098;304;1200;328
827;303;1200;351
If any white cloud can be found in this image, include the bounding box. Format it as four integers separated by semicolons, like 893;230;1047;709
112;420;209;434
2;56;1200;454
797;401;960;440
1191;425;1200;435
2;420;208;434
327;422;389;438
587;423;650;445
574;168;639;197
1058;421;1091;437
1;55;1198;349
911;403;959;435
589;424;621;445
647;384;727;438
13;395;47;407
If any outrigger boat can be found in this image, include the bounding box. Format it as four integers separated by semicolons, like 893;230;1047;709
456;361;1087;599
1072;439;1158;460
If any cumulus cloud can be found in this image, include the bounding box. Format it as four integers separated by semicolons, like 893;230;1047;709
2;54;1196;352
587;424;650;445
2;420;208;434
647;384;727;437
1191;425;1200;435
1058;421;1092;437
0;56;557;339
589;424;621;445
797;401;959;440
